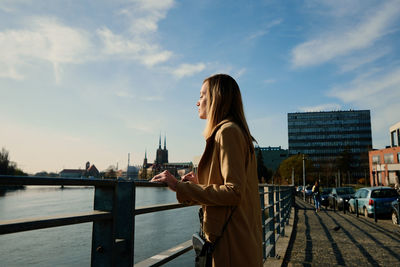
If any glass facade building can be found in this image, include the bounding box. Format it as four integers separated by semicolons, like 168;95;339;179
288;110;372;178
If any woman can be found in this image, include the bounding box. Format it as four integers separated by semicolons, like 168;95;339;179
312;180;321;212
151;74;263;266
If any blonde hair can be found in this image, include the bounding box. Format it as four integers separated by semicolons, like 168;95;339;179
203;74;255;154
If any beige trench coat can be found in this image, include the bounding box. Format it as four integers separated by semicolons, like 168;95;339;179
176;119;263;266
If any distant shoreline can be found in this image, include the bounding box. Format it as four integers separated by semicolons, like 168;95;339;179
0;185;25;195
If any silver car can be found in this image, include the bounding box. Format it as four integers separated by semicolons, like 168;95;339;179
349;187;399;217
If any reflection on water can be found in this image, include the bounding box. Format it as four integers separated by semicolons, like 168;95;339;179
0;186;198;266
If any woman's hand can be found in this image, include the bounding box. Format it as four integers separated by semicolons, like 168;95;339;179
150;170;178;192
181;171;199;184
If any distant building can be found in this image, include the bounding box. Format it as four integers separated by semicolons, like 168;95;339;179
390;121;400;147
86;164;100;178
126;165;139;179
59;169;85;178
369;122;400;186
139;134;192;179
59;162;99;178
288;110;372;180
256;146;288;171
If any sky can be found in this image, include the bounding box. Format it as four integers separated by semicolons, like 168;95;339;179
1;0;400;174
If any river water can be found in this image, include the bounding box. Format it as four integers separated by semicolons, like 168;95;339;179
0;186;199;266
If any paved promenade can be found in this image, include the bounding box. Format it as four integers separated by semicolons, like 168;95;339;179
282;197;400;267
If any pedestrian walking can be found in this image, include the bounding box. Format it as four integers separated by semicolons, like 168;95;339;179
312;180;321;212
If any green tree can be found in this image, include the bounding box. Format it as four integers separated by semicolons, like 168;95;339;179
34;171;59;177
277;154;314;185
335;149;354;185
0;147;26;175
104;166;117;179
255;147;273;183
0;148;10;174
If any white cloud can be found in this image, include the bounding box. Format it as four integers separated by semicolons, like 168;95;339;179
171;63;206;78
0;17;91;81
97;27;172;67
329;67;400;148
291;0;400;67
304;0;371;17
126;0;175;35
97;0;176;67
298;103;342;112
263;79;276;84
234;68;247;78
248;19;283;40
339;48;390;72
115;91;135;98
329;67;400;103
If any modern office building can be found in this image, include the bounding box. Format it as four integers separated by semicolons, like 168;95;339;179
369;121;400;186
288;110;372;180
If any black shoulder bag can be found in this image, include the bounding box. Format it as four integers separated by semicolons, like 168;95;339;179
192;207;236;267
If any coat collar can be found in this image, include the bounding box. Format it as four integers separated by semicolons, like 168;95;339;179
205;119;232;142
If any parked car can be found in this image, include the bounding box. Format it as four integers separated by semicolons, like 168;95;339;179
328;187;355;210
392;198;400;225
348;187;399;217
320;188;332;207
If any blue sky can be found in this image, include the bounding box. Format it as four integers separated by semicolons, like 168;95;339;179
1;0;400;174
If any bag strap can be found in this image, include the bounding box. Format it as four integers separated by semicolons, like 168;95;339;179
211;206;237;249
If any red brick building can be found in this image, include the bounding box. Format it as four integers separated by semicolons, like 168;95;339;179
369;122;400;186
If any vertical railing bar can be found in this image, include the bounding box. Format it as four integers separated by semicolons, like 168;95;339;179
275;185;281;237
268;185;275;257
260;186;266;261
91;185;115;267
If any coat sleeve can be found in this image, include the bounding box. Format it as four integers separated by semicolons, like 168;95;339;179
176;125;248;206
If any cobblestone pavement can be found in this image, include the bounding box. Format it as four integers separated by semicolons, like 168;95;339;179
282;197;400;267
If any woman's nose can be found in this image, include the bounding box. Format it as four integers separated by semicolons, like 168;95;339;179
196;101;200;106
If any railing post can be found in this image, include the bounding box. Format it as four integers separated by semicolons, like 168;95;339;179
91;179;135;267
268;186;275;257
280;187;285;236
92;185;115;267
275;186;280;237
356;199;359;217
113;179;135;267
286;188;291;225
259;186;266;261
343;200;346;214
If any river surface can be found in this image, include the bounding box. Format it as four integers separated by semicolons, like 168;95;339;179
0;186;199;266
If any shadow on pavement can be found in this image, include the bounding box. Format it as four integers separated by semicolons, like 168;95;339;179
333;212;400;262
314;212;346;265
337;212;400;240
281;204;299;267
325;212;380;266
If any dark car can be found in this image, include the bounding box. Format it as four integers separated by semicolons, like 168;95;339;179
320;188;332;207
391;196;400;225
328;187;355;210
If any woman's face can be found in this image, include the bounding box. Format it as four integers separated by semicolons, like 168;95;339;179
197;82;208;120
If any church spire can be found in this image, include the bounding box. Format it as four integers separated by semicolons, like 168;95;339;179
164;134;166;150
143;149;147;166
159;133;161;149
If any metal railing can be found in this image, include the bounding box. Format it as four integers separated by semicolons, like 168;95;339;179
1;176;295;266
259;185;295;260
